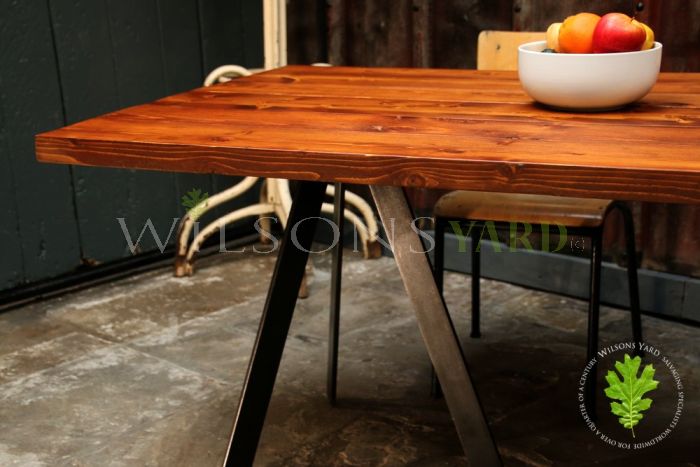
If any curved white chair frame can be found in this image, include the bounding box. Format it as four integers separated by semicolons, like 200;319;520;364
174;65;381;279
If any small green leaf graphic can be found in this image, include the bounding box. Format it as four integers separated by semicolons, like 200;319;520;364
604;353;659;438
181;188;209;221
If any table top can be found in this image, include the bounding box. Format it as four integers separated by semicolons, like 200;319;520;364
36;66;700;204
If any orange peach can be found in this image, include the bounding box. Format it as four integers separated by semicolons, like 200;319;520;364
559;12;601;54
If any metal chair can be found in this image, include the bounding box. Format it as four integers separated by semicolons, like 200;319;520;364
430;32;643;416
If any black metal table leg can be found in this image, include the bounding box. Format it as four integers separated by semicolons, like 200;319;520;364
430;217;446;399
370;185;501;467
223;181;327;467
616;203;643;351
585;229;603;420
328;183;345;405
470;228;482;338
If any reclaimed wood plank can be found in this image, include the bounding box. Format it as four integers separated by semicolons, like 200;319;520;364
327;0;347;66
432;0;513;69
335;0;414;67
161;91;700;126
512;0;633;31
36;66;700;205
287;0;328;64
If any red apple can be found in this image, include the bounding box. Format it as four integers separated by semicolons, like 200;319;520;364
592;13;646;53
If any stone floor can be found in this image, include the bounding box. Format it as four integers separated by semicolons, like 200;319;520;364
0;245;698;466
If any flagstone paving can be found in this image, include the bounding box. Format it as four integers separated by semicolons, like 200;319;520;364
0;246;697;466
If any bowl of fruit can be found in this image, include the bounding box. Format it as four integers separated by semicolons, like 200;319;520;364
518;12;662;111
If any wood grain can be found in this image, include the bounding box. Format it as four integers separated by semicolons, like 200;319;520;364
36;66;700;204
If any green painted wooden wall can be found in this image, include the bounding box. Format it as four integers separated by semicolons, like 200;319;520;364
0;0;263;291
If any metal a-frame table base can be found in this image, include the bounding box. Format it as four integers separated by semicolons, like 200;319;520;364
222;180;501;467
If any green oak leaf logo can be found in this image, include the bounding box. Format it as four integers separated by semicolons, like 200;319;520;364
604;353;659;438
181;188;209;221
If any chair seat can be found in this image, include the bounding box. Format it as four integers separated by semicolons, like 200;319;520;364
434;191;613;229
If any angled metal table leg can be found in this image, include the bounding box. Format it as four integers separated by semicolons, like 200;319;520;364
328;183;345;405
370;185;501;467
223;181;327;467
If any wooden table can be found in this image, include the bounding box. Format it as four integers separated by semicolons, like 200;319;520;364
37;66;700;466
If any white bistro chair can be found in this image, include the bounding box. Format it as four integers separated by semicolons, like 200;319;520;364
174;65;382;301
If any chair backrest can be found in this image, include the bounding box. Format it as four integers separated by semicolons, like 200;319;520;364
204;65;253;86
477;30;545;71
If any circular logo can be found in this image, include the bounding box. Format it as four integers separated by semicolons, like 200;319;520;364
578;342;683;449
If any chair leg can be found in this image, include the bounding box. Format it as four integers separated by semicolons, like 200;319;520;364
617;204;643;355
470;229;481;338
434;217;445;294
327;183;345;406
585;230;603;420
430;217;446;399
298;274;310;299
223;181;327;466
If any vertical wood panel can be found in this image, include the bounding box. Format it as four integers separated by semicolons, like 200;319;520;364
199;0;244;71
241;0;264;67
412;0;432;67
48;0;116;260
287;0;327;64
198;0;264;72
347;0;413;66
0;0;81;282
641;205;700;277
0;94;25;289
512;0;632;31
107;0;166;106
432;0;513;69
50;0;127;262
156;0;204;94
327;0;348;65
51;0;180;261
328;0;414;67
648;1;700;72
48;0;119;121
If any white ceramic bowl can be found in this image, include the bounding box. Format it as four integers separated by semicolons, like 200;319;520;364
518;40;662;111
